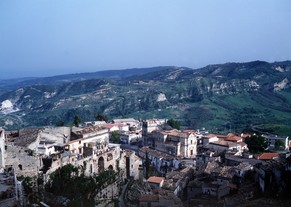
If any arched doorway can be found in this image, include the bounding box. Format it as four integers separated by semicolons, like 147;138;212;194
108;165;113;171
98;156;105;172
107;153;113;161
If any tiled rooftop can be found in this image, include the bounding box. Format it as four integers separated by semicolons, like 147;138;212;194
14;128;41;147
147;176;164;184
262;134;288;140
210;140;239;147
235;162;252;170
225;154;264;166
182;129;196;134
203;134;218;139
138;194;159;202
160;129;190;138
74;125;104;135
260;159;283;171
166;167;193;181
101;123;126;129
225;136;242;142
204;133;244;142
240;133;251;138
256;153;279;160
139;146;175;160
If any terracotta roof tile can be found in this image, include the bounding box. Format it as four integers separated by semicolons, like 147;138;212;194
147;176;164;184
216;134;228;139
183;130;196;134
239;142;247;147
256;153;279;160
241;133;252;138
204;134;218;138
74;125;104;135
225;136;242;142
139;146;175;160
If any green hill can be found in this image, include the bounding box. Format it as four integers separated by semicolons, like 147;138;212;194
0;61;291;136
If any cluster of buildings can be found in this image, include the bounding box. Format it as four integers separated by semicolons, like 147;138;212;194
0;128;24;207
0;120;143;206
0;117;290;206
136;125;291;206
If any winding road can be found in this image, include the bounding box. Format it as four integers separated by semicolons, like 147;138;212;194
118;181;129;207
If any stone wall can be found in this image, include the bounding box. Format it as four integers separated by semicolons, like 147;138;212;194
5;144;41;177
0;129;5;169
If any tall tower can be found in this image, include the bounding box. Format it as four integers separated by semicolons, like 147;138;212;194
0;128;5;169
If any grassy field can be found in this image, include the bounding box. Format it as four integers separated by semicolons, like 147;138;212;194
253;124;291;137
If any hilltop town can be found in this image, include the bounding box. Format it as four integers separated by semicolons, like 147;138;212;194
0;118;291;207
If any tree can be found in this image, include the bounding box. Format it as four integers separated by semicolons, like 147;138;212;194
81;161;87;176
245;134;267;153
95;113;109;122
111;131;120;144
55;120;65;126
167;118;181;130
18;176;33;195
275;140;284;150
145;151;151;179
116;160;120;173
45;163;120;206
73;115;81;127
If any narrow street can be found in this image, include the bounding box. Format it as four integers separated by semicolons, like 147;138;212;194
118;181;129;207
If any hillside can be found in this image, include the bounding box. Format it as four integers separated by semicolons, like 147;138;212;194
0;66;172;90
0;61;291;136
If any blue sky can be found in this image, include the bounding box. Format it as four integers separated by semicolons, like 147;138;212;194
0;0;290;79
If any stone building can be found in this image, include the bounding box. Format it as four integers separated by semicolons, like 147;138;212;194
148;129;198;158
101;123;129;132
138;146;180;174
142;119;167;136
147;176;164;189
120;150;142;180
119;131;142;144
38;125;131;182
163;167;194;198
0;128;5;169
46;141;121;177
262;134;289;150
113;118;141;129
71;125;109;144
138;189;184;207
207;140;246;153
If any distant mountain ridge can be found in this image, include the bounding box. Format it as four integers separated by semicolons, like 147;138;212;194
0;60;291;136
0;66;178;89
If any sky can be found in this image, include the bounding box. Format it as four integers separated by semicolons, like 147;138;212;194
0;0;291;79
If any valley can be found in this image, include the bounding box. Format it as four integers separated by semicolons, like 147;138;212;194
0;61;291;136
